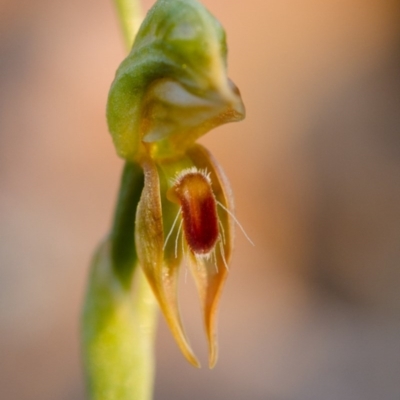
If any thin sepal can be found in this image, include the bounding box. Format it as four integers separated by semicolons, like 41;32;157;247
186;144;234;368
135;156;200;367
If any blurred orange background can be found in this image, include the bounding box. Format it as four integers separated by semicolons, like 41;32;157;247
1;0;400;399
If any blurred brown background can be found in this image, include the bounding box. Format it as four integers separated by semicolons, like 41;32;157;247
1;0;400;399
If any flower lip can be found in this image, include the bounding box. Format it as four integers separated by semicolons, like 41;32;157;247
169;167;219;256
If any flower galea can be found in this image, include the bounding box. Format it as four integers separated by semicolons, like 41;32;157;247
106;0;245;367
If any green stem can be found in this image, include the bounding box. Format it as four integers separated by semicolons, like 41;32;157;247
114;0;143;48
82;2;159;399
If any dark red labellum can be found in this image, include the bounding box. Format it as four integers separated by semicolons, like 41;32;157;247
172;170;219;255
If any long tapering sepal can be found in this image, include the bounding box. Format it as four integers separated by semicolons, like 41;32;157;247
135;156;200;367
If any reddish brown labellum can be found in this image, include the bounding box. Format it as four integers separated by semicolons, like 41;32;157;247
171;168;219;256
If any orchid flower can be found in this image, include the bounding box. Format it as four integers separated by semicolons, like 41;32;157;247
106;0;245;368
83;1;246;398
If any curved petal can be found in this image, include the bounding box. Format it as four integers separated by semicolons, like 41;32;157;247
186;144;234;368
135;156;200;367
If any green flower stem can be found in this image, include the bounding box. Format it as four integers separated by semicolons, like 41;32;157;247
82;3;160;399
114;0;143;48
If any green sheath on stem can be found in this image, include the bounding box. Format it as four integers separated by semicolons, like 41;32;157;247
82;241;157;400
110;162;144;287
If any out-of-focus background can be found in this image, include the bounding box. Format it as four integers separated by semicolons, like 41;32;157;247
1;0;400;399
